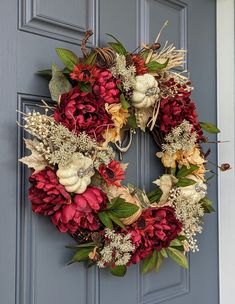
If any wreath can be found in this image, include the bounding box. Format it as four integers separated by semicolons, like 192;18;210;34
18;25;230;277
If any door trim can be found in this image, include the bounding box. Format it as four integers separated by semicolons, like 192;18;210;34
217;0;235;303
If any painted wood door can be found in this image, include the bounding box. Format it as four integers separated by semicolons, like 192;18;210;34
0;0;218;303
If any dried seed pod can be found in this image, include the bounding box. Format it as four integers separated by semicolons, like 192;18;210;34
150;42;161;50
220;163;231;171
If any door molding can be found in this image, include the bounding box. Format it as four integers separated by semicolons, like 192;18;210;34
217;0;235;303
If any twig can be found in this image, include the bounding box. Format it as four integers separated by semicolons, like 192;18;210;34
81;30;93;58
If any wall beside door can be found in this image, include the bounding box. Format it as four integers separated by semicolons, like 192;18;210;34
217;0;235;303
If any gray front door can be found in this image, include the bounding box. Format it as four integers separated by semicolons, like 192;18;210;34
0;0;218;303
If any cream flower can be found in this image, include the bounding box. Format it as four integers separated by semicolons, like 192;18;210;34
103;103;129;143
160;151;178;168
176;146;205;168
158;145;206;170
192;164;206;181
153;174;177;205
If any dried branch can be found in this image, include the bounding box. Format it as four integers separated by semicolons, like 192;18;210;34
81;30;93;58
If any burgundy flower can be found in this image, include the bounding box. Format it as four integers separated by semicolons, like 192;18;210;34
132;54;148;75
54;87;114;142
29;167;71;216
93;70;120;104
51;187;107;234
125;207;182;264
99;160;125;187
157;91;204;140
70;64;100;84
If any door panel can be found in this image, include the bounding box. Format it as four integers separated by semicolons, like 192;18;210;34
0;1;218;304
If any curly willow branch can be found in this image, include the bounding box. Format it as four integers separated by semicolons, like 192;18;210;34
94;47;116;68
81;30;93;58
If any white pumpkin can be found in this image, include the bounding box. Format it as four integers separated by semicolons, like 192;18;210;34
132;74;159;108
179;174;207;203
56;153;94;194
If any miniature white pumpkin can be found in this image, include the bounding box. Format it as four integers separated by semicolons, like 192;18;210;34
132;74;159;108
179;174;207;203
56;153;94;194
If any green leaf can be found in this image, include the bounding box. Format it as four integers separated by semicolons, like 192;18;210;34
78;82;92;92
177;235;187;241
62;67;71;75
170;239;183;247
85;51;97;65
69;247;93;264
116;83;123;92
176;177;196;187
55;48;79;71
166;247;189;269
139;50;149;60
160;248;168;258
110;265;127;277
108;211;125;228
106;33;127;55
169;239;184;251
49;63;72;102
176;165;199;178
147;188;163;204
200;197;215;213
120;93;130;109
37;69;52;77
155;252;164;272
142;251;157;273
127;115;137;129
145;59;169;72
108;42;127;55
109;197;139;218
37;67;70;77
199;122;220;134
109;197;126;209
98;211;113;229
66;242;95;249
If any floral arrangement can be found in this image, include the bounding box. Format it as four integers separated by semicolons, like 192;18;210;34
18;26;229;277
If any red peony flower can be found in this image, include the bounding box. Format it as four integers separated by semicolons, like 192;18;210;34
132;54;148;75
29;167;71;216
70;64;100;84
54;87;114;142
99;160;125;187
125;207;182;264
93;70;120;104
51;187;107;234
157;91;204;140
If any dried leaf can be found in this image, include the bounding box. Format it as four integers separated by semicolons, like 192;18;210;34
19;139;48;172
